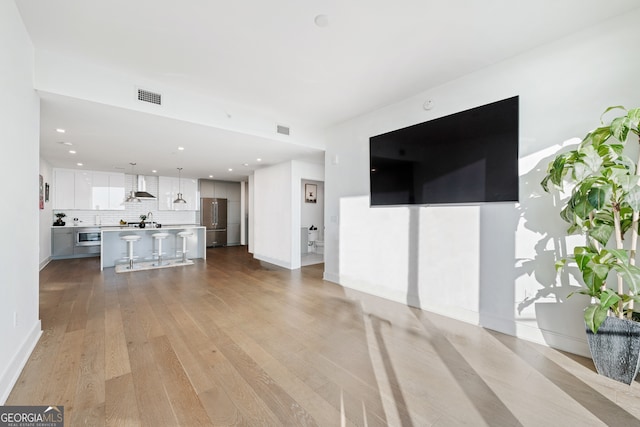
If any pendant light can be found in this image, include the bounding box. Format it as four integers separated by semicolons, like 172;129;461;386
173;167;187;204
125;162;141;203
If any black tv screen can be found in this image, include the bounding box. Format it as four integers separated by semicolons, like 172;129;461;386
369;96;519;206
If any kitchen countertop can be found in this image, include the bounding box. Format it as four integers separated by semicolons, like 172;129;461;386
52;223;200;228
100;225;206;270
101;225;204;231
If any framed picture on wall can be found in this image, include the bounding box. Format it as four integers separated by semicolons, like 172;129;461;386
39;175;44;209
305;183;317;203
45;183;50;202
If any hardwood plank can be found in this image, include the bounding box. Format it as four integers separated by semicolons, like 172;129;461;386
105;373;141;427
8;247;640;426
148;335;213;426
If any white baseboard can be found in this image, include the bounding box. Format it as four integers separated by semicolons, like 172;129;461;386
322;271;340;283
253;254;292;270
0;320;42;404
39;257;51;271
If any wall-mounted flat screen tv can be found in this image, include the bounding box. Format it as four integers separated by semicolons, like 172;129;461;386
369;96;519;206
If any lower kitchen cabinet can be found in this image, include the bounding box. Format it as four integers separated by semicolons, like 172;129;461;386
51;227;101;259
51;228;74;257
228;223;240;246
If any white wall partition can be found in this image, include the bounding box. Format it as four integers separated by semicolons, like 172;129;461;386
323;9;640;357
0;1;42;403
253;160;323;269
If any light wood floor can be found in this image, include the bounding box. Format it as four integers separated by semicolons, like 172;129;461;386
8;246;640;426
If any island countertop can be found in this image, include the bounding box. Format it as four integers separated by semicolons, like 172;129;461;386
100;226;206;270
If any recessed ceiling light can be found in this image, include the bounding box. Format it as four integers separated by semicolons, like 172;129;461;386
69;150;76;154
76;162;83;166
178;146;185;151
152;170;157;173
56;128;66;133
314;14;329;28
242;163;249;167
228;168;233;172
57;141;73;146
209;175;213;178
256;158;262;162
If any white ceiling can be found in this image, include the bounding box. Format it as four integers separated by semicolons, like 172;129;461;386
16;0;640;180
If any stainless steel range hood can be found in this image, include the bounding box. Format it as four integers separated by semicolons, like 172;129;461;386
135;175;156;199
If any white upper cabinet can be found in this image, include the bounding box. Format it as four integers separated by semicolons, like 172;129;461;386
53;169;75;209
52;168;125;210
158;176;198;211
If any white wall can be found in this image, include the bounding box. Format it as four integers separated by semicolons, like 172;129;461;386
324;9;640;357
39;158;53;268
0;2;42;403
253;160;323;269
254;162;293;267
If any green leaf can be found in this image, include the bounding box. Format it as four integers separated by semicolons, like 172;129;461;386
585;305;609;334
613;263;640;294
627;186;640;211
573;199;594;219
555;259;566;272
627;107;640;124
618;175;639;193
611;116;632;141
589;223;613;247
608;248;630;264
560;205;574;224
541;175;551;193
572;162;591;182
581;145;603;173
598;289;621;310
600;105;627;123
582;267;606;295
587;187;608;209
607;166;632;185
550;154;568;186
574;250;594;271
588;127;613;147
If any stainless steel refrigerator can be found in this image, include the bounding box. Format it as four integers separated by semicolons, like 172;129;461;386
200;198;227;247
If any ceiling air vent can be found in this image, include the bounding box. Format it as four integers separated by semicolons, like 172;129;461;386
277;124;290;136
137;88;162;105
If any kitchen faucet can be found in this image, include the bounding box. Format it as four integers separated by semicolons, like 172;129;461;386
147;211;155;228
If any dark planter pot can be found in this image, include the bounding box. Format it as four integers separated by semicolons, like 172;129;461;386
139;221;146;228
586;316;640;385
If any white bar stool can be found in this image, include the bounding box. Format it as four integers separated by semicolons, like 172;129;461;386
121;235;141;270
152;232;170;266
177;230;193;263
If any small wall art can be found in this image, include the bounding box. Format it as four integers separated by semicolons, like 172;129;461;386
305;183;317;203
39;174;44;209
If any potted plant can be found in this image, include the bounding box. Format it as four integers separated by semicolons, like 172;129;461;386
139;214;147;228
541;106;640;384
53;212;66;226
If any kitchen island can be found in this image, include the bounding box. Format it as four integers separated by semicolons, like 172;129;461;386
100;225;206;271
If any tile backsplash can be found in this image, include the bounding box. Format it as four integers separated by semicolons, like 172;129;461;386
52;175;198;226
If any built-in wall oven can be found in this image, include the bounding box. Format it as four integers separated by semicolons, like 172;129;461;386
75;228;101;246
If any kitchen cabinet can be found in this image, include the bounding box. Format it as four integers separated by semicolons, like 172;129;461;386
74;171;93;209
200;180;214;198
227;182;241;202
158;176;198;211
53;169;75;209
228;223;241;246
52;168;125;210
51;228;74;257
199;179;241;200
